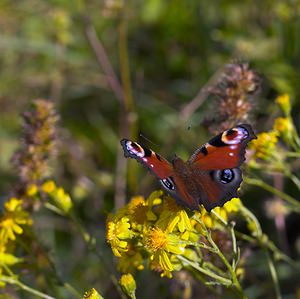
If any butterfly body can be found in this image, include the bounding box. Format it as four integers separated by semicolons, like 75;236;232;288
121;124;256;211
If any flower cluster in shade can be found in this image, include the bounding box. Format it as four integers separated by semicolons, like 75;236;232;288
0;179;73;288
249;94;297;163
0;100;60;287
0;197;32;286
106;191;241;278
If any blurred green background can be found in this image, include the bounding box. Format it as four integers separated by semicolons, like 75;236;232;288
0;0;300;298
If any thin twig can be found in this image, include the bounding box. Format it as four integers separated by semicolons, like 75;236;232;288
83;16;125;104
177;255;232;286
244;177;300;212
69;212;127;299
265;250;282;299
1;266;56;299
206;231;246;298
179;65;226;121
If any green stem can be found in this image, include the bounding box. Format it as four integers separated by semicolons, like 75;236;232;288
285;152;300;158
118;7;138;196
265;250;282;299
291;124;300;150
188;267;221;295
203;261;230;277
177;255;232;286
230;223;239;271
118;9;134;113
44;202;65;216
285;171;300;191
185;240;217;253
235;231;295;267
210;210;228;225
68;213;127;299
70;212;93;244
63;283;82;299
210;211;240;270
206;232;246;298
240;205;263;237
1;275;55;299
244;177;300;212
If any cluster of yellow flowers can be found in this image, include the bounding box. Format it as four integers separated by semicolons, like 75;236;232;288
250;94;297;161
25;180;73;215
250;130;279;160
106;191;241;278
0;179;73;287
0;198;32;286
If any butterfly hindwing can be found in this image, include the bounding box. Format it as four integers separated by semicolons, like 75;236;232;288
184;124;256;210
192;168;242;211
171;157;243;211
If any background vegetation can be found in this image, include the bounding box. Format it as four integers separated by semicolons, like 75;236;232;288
0;0;300;298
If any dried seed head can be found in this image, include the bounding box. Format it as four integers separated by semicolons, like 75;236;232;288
12;99;59;197
206;63;261;133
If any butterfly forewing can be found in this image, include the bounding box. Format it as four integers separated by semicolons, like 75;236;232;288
120;139;173;179
188;124;256;170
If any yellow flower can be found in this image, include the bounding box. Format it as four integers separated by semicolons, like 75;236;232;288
276;94;291;116
0;218;23;242
273;117;294;144
4;198;23;212
197;206;227;229
83;288;104;299
119;274;136;299
250;131;278;160
155;196;192;233
149;252;182;278
146;190;163;207
26;184;38;197
145;227;185;273
273;117;290;133
213;207;227;222
0;198;32;244
52;187;73;214
118;250;144;273
145;190;163;221
145;227;184;254
42;180;56;193
129;202;148;226
106;217;132;257
202;214;213;228
224;198;241;213
127;196;145;214
0;252;23;266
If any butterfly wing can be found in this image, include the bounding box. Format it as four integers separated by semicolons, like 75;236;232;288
121;139;200;208
184;124;256;211
191;168;242;211
121;139;173;178
188;124;256;170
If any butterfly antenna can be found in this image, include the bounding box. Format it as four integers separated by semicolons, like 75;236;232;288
139;133;158;147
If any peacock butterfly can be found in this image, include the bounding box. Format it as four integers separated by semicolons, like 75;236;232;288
120;124;256;211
